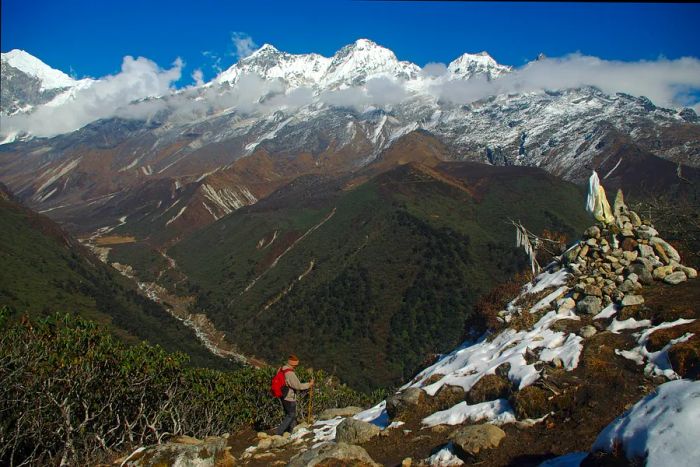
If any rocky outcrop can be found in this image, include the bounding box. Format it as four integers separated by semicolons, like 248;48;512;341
449;424;506;458
287;442;381;467
335;418;382;444
119;435;234;467
318;406;364;420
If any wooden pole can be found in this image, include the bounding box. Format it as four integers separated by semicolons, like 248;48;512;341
308;386;313;424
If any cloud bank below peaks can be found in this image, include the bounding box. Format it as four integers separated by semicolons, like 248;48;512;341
2;51;699;141
428;53;700;112
2;56;182;139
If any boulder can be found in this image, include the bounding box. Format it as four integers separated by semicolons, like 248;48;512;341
577;296;602;315
584;226;601;239
622;250;638;262
123;436;230;466
579;244;590;258
335;418;381;444
449;424;506;458
678;265;698;279
618;280;638;293
653;265;675;280
636;225;658;240
628;211;641;227
621;238;638;252
287;442;381;467
269;434;291;448
664;271;687;285
637;244;655;259
580;325;598;338
317;406;364;420
168;435;203;445
557;297;576;311
612;190;627;217
583;284;602;297
650;237;681;263
621;294;645;307
628;262;654;285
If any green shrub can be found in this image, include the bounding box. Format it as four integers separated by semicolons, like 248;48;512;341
0;310;378;465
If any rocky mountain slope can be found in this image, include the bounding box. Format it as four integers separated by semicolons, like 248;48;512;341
119;187;699;466
164;161;591;390
1;41;698;250
0;184;235;370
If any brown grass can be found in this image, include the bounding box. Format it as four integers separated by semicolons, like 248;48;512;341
510;385;550;419
668;338;700;379
466;374;511;404
646;321;700;352
94;235;137;245
467;271;532;333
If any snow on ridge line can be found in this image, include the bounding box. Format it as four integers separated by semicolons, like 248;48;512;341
215;38;512;90
2;49;76;90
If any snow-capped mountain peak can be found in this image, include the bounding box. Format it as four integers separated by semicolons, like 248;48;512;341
1;49;76;90
215;43;332;88
448;51;511;80
215;38;422;90
322;38;420;88
251;43;280;55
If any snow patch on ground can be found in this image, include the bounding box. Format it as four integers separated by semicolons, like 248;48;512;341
530;285;569;313
405;306;583;397
354;401;390;428
427;442;464;465
422;399;516;427
607;317;652;334
523;268;570;296
591;379;700;466
594;303;619;320
616;318;696;379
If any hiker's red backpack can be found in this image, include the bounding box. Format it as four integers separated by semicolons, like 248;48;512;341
271;367;293;398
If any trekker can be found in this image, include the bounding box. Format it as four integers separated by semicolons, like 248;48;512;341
275;354;314;435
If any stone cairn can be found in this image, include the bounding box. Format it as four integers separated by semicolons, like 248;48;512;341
561;189;696;316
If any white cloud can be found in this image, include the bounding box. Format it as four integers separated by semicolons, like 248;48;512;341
231;32;257;60
1;56;182;138
421;62;448;78
192;68;204;86
2;51;699;141
202;50;223;74
432;54;700;110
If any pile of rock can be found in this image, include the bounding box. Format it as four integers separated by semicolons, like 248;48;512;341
562;190;696;316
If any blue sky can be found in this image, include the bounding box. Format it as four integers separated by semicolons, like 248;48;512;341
2;1;700;86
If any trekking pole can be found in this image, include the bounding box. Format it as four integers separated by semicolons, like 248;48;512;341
308;386;314;424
